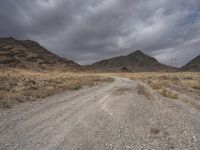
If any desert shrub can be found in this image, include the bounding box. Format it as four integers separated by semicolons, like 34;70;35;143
160;89;178;99
69;85;82;90
183;77;193;80
137;84;154;100
158;75;169;80
151;81;167;90
146;79;152;85
185;80;200;90
0;99;12;109
171;77;179;84
192;84;200;90
137;84;146;95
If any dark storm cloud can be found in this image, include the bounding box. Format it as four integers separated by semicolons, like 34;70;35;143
0;0;200;66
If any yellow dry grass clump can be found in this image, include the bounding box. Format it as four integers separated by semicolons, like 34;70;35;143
184;80;200;90
159;89;178;99
0;69;113;108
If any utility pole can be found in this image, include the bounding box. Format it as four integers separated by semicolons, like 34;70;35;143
171;58;177;67
174;58;177;67
171;58;173;67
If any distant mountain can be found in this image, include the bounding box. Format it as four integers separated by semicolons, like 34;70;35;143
89;50;176;72
0;37;80;71
180;55;200;71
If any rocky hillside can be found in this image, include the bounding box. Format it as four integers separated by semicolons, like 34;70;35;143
90;50;176;72
0;37;80;70
180;55;200;71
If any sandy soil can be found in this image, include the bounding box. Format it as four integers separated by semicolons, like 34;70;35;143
0;77;200;150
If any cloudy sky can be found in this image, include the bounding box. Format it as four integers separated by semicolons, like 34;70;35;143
0;0;200;66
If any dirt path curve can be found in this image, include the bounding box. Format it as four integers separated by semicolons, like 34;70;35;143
0;77;200;150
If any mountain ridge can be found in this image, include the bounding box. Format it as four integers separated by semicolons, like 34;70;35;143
180;55;200;71
89;50;177;72
0;37;81;71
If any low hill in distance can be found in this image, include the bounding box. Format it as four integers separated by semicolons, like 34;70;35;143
180;55;200;71
89;50;176;72
0;37;80;71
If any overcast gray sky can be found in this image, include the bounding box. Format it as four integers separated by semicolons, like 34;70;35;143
0;0;200;66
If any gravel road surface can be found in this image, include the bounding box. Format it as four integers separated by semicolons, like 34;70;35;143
0;77;200;150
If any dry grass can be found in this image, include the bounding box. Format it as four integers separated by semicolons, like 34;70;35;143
184;80;200;90
137;83;155;100
1;69;199;109
110;72;200;100
137;79;178;100
137;84;146;95
151;81;167;90
0;69;113;108
159;89;178;99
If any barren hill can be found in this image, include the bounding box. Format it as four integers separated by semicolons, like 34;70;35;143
180;55;200;71
0;37;80;70
90;50;176;72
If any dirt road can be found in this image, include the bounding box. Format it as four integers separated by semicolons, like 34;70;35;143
0;77;200;150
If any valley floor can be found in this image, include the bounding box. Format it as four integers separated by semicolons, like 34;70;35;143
0;77;200;149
